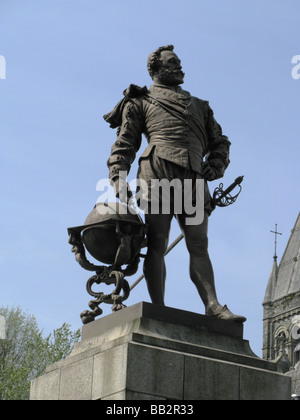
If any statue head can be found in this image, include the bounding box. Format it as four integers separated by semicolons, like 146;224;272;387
147;45;185;86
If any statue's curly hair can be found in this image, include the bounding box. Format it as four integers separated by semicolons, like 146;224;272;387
147;45;174;79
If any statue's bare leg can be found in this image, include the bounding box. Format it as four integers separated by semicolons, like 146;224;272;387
143;213;173;305
176;212;246;322
176;212;219;311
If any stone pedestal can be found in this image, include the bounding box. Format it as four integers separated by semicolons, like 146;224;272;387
30;302;291;400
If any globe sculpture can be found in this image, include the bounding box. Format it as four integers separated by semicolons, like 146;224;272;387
68;202;147;324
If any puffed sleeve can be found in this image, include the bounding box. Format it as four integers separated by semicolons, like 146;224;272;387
107;98;145;181
205;104;231;179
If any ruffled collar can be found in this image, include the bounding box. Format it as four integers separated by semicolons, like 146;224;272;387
150;84;191;101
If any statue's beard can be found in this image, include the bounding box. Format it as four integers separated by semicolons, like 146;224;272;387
157;68;185;85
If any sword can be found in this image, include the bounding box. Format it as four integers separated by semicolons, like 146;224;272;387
211;175;244;208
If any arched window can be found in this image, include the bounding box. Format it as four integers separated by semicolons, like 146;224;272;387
274;329;288;358
291;323;300;367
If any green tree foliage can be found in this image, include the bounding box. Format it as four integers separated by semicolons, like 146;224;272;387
0;306;80;400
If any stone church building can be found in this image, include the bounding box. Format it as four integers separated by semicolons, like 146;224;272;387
263;212;300;395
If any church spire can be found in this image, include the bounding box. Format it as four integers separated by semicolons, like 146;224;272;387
263;256;278;305
262;224;281;305
273;213;300;301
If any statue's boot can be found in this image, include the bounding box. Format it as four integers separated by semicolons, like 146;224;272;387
206;303;246;323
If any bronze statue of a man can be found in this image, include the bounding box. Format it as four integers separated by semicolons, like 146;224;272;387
104;45;246;322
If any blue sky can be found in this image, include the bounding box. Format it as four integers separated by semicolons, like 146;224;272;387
0;0;299;357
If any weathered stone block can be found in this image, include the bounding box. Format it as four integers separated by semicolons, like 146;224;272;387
92;344;128;399
59;357;94;400
239;365;291;400
184;356;240;400
127;342;184;399
30;369;60;400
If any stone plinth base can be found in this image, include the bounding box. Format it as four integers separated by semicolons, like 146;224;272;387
30;302;291;400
